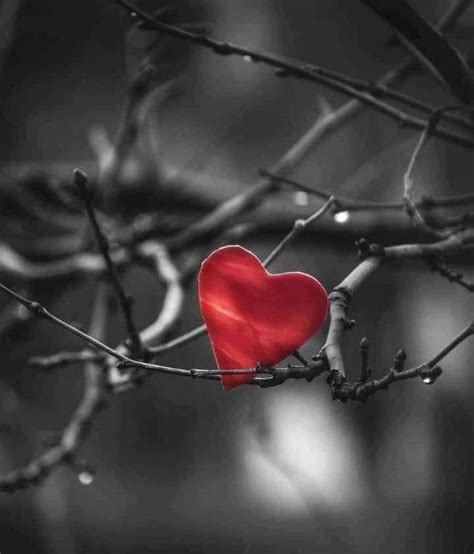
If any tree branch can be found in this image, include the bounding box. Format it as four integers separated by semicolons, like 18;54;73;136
261;169;474;216
403;106;474;235
358;0;474;103
0;283;127;362
322;231;474;396
424;252;474;292
115;0;474;149
2;229;472;391
74;169;143;357
0;283;109;492
263;197;335;267
327;321;474;402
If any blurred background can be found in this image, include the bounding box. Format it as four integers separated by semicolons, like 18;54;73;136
0;0;474;552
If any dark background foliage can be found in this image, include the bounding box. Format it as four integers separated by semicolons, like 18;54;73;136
0;1;473;552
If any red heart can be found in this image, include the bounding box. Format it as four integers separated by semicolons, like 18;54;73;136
198;245;328;390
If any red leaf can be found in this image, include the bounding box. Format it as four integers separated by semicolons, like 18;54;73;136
198;245;329;390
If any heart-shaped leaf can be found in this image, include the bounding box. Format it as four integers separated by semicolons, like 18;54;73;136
198;245;328;390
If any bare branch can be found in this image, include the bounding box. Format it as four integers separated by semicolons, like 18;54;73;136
403;106;474;235
99;77;174;199
424;252;474;292
328;321;474;402
120;0;474;129
323;230;474;385
263;197;335;267
109;241;185;389
323;257;383;378
74;169;143;357
0;282;127;362
116;0;474;149
403;112;445;235
137;242;184;346
262;170;474;214
1;228;473;398
0;284;110;492
149;324;206;356
166;75;361;252
2;0;474;498
358;0;474;103
260;0;473;156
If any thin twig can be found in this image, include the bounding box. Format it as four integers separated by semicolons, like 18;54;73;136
424;252;474;292
425;321;474;367
74;169;143;357
260;0;473;158
0;283;110;492
115;0;474;149
403;106;474;235
109;241;185;389
263;197;335;267
99;77;175;199
403;110;445;234
328;321;474;402
261;169;474;213
149;324;206;355
0;282;127;362
136;242;184;346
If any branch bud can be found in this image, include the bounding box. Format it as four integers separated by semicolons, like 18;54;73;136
393;349;407;372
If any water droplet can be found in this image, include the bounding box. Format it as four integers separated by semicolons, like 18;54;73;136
334;210;350;224
243;55;253;63
78;471;95;485
294;191;309;206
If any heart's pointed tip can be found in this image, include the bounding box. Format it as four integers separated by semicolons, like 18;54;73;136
221;379;234;392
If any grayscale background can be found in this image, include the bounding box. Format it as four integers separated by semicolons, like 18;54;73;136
0;1;473;552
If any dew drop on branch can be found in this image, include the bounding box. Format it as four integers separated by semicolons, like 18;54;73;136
334;211;350;224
